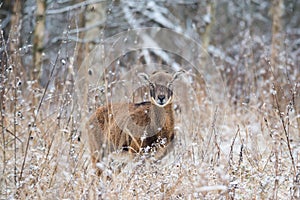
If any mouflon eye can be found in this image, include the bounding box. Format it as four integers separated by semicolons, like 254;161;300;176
150;90;155;98
167;88;173;98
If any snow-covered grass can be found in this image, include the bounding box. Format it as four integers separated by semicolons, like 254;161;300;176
1;55;299;199
1;0;299;198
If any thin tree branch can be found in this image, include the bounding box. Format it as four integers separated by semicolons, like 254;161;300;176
46;0;106;15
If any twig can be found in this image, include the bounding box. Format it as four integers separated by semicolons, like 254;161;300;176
19;48;60;181
0;29;8;179
68;20;105;34
273;83;296;175
229;126;240;168
13;77;17;184
273;133;279;200
292;83;300;137
0;125;22;143
203;106;219;163
238;140;244;167
51;35;101;44
265;57;296;174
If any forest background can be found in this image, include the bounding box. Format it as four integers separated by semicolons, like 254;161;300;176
0;0;299;199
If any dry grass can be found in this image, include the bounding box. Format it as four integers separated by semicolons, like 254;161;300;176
1;60;299;199
1;24;300;200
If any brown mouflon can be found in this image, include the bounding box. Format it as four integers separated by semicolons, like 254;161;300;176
87;70;184;175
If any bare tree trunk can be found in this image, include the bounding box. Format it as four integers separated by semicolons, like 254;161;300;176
201;1;215;52
76;1;107;68
33;0;46;81
270;0;284;79
198;1;216;76
9;0;22;57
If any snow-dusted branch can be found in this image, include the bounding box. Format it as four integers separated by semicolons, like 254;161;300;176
51;35;101;44
0;10;11;29
68;20;105;34
46;0;105;15
121;1;181;70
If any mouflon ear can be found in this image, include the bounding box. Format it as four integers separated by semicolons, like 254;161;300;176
168;69;185;86
138;72;150;83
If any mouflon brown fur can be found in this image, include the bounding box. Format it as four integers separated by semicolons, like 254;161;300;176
86;70;184;174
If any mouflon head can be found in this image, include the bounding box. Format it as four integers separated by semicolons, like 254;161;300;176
139;70;184;107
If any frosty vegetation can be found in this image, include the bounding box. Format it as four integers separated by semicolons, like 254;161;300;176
0;0;299;199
